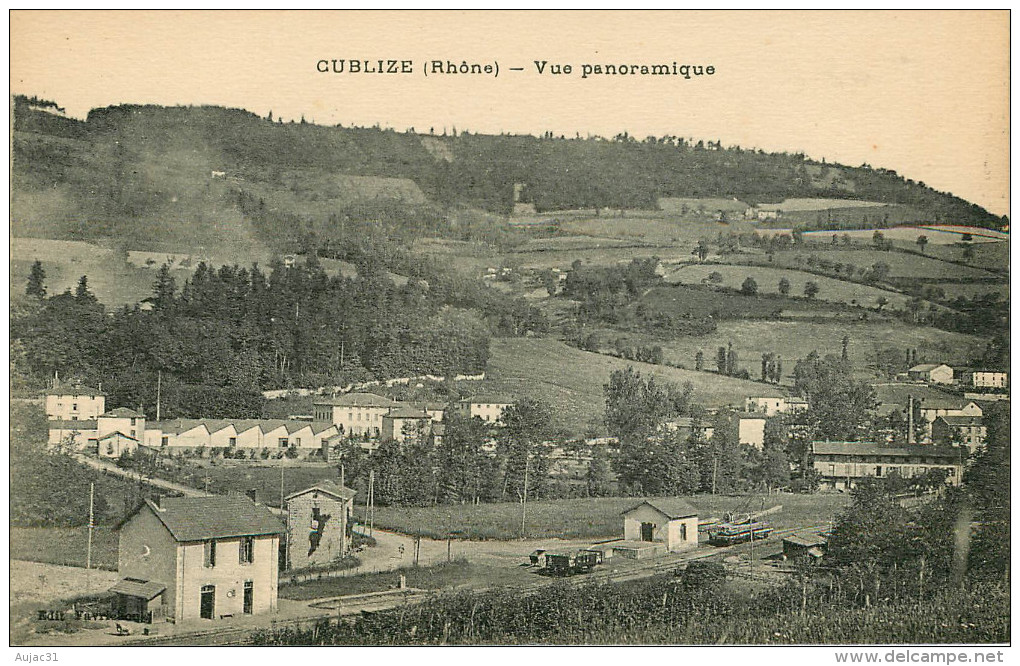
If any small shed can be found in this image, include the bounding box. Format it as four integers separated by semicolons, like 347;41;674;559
110;577;167;622
782;531;828;563
97;431;139;458
622;499;699;553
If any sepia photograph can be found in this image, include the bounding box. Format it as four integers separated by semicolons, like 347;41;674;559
7;9;1010;654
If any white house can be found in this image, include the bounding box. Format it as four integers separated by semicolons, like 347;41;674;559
45;384;106;421
115;494;284;622
734;413;768;449
381;407;433;442
908;363;954;385
97;407;146;441
622;499;699;553
961;370;1008;389
98;431;140;458
744;396;809;417
312;393;400;437
453;395;514;424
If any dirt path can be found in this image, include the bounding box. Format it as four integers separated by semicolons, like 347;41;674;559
74;454;211;498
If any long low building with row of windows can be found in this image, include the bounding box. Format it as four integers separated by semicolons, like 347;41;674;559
811;441;968;491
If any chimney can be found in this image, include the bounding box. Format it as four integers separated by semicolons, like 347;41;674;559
246;489;258;504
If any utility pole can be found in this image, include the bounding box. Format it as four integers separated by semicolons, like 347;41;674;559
86;482;95;574
280;465;285;510
908;395;915;444
749;524;754;576
368;470;375;538
521;453;530;539
156;370;162;422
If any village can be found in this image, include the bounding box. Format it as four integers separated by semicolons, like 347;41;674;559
14;353;1003;645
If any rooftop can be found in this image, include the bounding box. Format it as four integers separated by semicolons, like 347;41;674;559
45;384;106;397
624;498;699;519
386;406;432;419
811;442;965;459
100;407;146;418
783;531;829;548
909;363;950;372
142;495;284;542
110;578;166;601
286;480;357;502
936;415;984;426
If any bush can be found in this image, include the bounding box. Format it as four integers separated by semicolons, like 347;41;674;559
260;448;270;460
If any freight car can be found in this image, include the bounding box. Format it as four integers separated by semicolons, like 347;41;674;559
707;521;773;546
543;548;602;576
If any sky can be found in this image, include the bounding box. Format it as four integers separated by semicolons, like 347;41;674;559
10;10;1010;216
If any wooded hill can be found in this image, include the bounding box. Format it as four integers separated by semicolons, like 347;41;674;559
11;95;1007;253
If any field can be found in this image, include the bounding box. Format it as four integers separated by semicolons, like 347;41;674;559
559;216;759;246
651;319;987;383
802;226;1006;245
485;338;776;434
370;493;849;541
153;460;346;509
11;527;119;570
279;561;521;600
773;248;1000;280
666;263;914;309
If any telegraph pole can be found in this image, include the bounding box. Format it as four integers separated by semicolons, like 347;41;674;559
368;470;375;538
86;483;95;590
155;370;162;422
521;454;530;539
280;465;285;509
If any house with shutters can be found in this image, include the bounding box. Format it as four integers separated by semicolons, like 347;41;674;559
453;395;514;424
44;384;106;421
114;494;284;622
810;442;965;491
312;392;400;437
931;415;986;454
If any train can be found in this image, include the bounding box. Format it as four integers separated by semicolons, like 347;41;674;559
707;520;774;546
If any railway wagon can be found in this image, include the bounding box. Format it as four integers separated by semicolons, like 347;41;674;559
544;549;601;576
708;521;773;546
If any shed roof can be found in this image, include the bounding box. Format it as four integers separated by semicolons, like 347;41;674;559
936;415;983;427
142;495;284;542
286;480;357;502
313;392;398;408
147;419;209;435
811;442;963;459
100;407;146;418
909;363;950;372
110;578;166;600
98;431;138;441
623;498;699;519
783;531;828;548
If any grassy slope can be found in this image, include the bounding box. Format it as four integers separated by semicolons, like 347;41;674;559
777;248;1001;279
666;263;912;309
485;338;774;434
10;527;119;570
370;493;848;541
652;319;987;383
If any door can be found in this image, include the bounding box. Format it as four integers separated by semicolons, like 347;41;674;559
243;581;253;614
640;522;655;542
200;585;215;619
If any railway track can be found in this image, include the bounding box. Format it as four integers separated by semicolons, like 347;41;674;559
126;523;829;646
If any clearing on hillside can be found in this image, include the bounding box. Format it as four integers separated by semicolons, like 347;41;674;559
485;337;779;435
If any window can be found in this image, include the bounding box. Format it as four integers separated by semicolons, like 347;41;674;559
161;436;169;447
875;466;883;477
239;536;254;564
294;437;301;447
278;438;288;448
229;437;237;447
106;442;114;455
828;464;836;476
72;416;78;421
130;417;137;426
680;523;688;540
130;430;136;438
204;540;216;567
321;439;328;448
72;403;78;411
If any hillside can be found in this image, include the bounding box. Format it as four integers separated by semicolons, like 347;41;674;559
11;96;1007;256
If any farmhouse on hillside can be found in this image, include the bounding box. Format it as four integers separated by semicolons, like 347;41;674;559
908;363;954;385
115;494;284;623
622;499;699;553
960;370;1008;389
285;481;356;570
744;396;809;416
732;413;767;449
453;395;514;423
45;383;106;421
